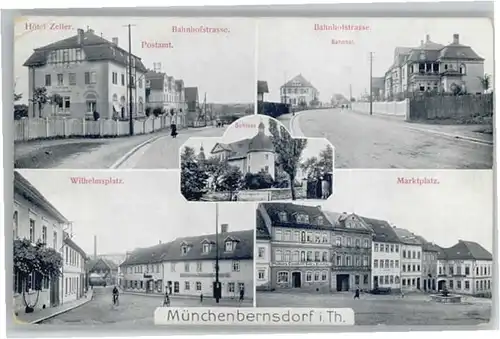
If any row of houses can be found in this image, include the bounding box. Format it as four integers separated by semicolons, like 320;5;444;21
256;203;493;296
23;27;200;122
380;33;487;100
119;225;255;300
12;171;121;316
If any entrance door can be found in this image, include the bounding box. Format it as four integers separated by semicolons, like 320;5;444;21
373;276;379;289
417;278;421;290
438;280;445;291
336;274;350;292
432;279;436;291
50;277;60;307
292;272;301;288
174;281;179;293
167;281;173;295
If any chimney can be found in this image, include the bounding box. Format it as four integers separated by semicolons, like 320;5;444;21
153;62;162;72
93;235;97;259
453;34;459;44
77;28;84;44
220;224;228;233
112;37;118;46
426;34;430;42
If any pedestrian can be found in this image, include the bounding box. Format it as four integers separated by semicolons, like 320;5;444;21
93;110;100;121
200;293;203;303
163;291;170;307
321;176;330;199
354;287;360;300
170;109;178;138
239;287;245;303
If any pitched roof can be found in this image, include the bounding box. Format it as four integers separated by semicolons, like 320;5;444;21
438;44;484;61
86;257;118;272
281;74;317;90
63;233;88;259
121;230;254;266
23;29;147;72
257;80;269;94
361;217;399;243
414;235;441;252
393;227;423;246
14;171;70;224
261;203;333;230
441;240;492;261
145;70;166;90
256;208;271;240
185;87;199;103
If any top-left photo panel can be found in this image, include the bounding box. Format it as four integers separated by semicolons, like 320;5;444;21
13;17;256;169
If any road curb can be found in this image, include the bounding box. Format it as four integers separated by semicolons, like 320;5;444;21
404;126;493;146
109;134;166;169
28;294;94;324
288;113;306;137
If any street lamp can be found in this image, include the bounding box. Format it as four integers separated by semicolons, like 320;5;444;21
213;203;221;303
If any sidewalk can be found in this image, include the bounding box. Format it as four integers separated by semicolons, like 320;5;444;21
405;122;493;145
15;290;94;324
122;290;253;306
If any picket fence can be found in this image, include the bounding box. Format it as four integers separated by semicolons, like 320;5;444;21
14;116;170;142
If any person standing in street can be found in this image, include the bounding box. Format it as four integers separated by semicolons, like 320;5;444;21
239;287;245;304
170;109;178;138
354;286;360;300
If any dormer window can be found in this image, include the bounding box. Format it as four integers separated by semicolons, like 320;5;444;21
296;213;309;224
317;216;324;225
278;212;287;222
202;243;210;254
181;242;190;255
225;241;234;252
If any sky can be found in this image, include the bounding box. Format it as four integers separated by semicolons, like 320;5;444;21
258;17;494;102
300;169;493;252
14;16;256;104
16;169;255;255
181;114;333;164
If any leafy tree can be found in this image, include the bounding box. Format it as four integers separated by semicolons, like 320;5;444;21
204;156;230;191
30;87;49;118
153;106;166;117
181;146;208;200
318;144;334;173
243;171;274;190
298;101;307;109
13;239;62;312
49;93;64;115
478;74;491;92
14;104;28;120
269;119;308;200
218;166;243;201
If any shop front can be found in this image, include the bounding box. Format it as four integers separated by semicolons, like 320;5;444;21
271;262;332;292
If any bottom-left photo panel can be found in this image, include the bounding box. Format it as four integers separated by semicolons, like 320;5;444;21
11;169;255;328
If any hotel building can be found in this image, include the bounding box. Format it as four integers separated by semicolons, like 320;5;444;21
259;203;333;292
24;27;147;119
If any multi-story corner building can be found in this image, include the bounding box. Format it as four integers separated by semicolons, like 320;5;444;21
384;34;485;99
362;217;401;291
62;233;88;303
324;212;373;292
280;74;319;108
415;236;440;292
210;121;276;179
260;203;333;292
255;207;272;290
436;240;492;296
24;27;147;119
13;171;69;313
394;228;423;291
121;226;254;300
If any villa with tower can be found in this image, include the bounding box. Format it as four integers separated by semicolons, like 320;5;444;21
209;121;276;179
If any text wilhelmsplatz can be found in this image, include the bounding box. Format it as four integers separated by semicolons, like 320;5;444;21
70;177;124;185
397;177;440;185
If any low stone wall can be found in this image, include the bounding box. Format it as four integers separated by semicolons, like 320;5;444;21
202;186;306;201
351;100;408;117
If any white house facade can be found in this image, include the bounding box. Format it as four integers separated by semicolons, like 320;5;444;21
13;172;70;315
255;205;272;289
24;27;147;119
62;234;87;303
280;74;319;108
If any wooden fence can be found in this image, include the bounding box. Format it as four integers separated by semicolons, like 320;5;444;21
14;116;170;142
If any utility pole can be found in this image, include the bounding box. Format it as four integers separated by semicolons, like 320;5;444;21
349;84;352;108
124;24;136;135
369;52;374;115
214;203;220;303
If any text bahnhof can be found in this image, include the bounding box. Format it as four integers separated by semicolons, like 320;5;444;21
256;203;492;295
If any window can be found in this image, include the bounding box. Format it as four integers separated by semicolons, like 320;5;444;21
306;232;312;242
300;251;305;262
258;270;265;280
275;249;282;262
395;245;399;252
296;213;309;224
29;219;35;242
314;233;320;243
184;281;190;291
385;244;389;252
317;217;324;225
277;211;287;222
196;282;202;291
336;255;342;266
363;274;369;285
292;251;299;262
321;271;327;281
390;260;394;268
85;94;97;113
224;241;233;252
390;276;394;284
314;251;320;262
379;244;384;252
56;73;64;86
85;71;97;84
184;263;190;272
347;237;352;247
385;260;389;268
300;231;306;242
395;276;400;284
306;272;312;282
68;73;77;85
203;243;210;254
322;232;328;243
275;230;282;241
457;281;462;289
196;262;202;272
465;281;470;290
390;244;394;252
322;251;328;262
355;256;360;266
171;263;176;272
395;260;399;268
232;261;240;272
258;247;265;259
335;236;341;246
284;231;291;241
374;243;378;252
65;247;69;264
380;260;384;269
363;239;369;248
345;255;351;266
374;259;379;268
355;238;360;248
314;271;320;281
277;272;289;283
112;72;118;85
417;265;420;272
355;275;360;285
402;250;406;258
45;74;51;86
417;251;421;259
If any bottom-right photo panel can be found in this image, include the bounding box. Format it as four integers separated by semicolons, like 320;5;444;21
255;170;493;327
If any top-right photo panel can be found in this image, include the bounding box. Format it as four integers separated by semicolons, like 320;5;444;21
257;18;493;169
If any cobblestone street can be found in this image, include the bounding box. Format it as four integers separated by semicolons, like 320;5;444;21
256;291;492;326
41;287;251;326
